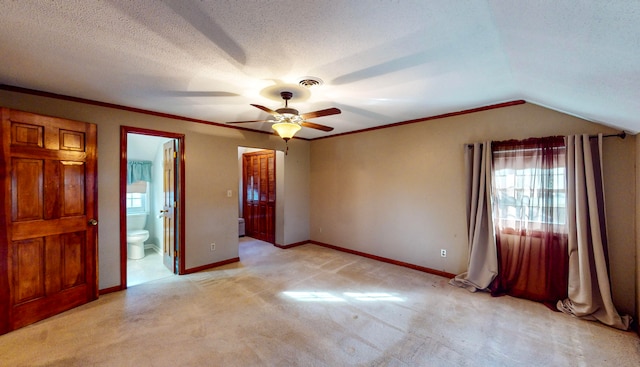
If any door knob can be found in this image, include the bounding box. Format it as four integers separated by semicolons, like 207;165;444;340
160;210;168;213
88;219;98;226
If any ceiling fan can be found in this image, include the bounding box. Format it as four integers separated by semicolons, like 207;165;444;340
227;91;341;141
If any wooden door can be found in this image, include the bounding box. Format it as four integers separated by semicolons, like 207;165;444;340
242;150;275;243
162;140;176;272
0;108;98;335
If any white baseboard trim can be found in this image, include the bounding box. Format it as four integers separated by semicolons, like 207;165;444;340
144;243;161;253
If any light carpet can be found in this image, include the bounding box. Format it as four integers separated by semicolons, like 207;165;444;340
0;237;638;366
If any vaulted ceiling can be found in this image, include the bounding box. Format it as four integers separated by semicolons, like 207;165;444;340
1;1;638;139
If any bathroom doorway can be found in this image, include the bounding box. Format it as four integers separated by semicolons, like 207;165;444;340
120;127;186;288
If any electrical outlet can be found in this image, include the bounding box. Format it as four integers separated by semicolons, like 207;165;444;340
440;249;447;258
210;243;216;251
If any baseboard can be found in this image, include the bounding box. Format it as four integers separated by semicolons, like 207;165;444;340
274;240;308;249
309;240;456;279
144;243;161;253
144;243;160;252
182;257;240;275
99;285;122;295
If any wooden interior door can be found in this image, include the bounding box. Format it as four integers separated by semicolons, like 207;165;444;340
162;140;176;272
0;108;98;335
242;150;275;243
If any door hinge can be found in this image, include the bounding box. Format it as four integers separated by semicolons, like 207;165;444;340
174;250;178;257
174;201;178;208
173;151;177;159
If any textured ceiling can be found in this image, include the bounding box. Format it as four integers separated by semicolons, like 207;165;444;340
0;0;638;139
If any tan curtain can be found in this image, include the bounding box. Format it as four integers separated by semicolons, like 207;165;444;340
127;181;147;194
450;142;498;291
556;134;630;330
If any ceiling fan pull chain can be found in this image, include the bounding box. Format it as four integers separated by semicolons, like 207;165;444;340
285;141;289;156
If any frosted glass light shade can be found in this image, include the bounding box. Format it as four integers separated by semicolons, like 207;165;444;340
272;122;301;140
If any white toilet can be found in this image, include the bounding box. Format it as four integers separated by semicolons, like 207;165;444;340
127;213;150;260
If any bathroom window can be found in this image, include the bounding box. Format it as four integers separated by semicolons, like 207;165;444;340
126;181;148;213
126;193;147;213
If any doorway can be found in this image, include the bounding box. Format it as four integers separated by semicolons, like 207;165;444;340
120;127;185;288
243;150;276;243
238;147;284;246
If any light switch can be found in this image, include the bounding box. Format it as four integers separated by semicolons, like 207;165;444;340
227;190;232;197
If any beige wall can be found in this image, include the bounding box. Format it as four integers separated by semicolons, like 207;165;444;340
2;91;635;319
603;132;636;317
0;90;311;290
310;103;637;317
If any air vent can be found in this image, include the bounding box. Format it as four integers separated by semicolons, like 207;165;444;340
299;77;323;88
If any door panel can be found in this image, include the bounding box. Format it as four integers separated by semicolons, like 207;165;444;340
61;232;86;288
59;129;85;151
12;159;44;221
0;108;98;335
61;163;85;216
162;140;176;272
242;150;275;243
13;238;45;304
11;122;43;147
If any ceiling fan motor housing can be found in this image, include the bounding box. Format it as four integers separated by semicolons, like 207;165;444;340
276;91;300;118
276;107;299;115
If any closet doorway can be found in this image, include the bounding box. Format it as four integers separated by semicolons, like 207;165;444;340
242;150;276;243
238;147;284;246
120;127;185;288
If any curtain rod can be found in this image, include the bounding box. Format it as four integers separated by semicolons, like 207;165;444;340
597;131;626;139
466;131;626;148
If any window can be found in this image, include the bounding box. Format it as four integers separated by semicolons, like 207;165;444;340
126;193;147;213
493;166;566;229
126;181;148;213
491;139;566;233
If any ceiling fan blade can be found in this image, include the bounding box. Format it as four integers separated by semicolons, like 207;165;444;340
300;107;341;120
301;121;334;132
251;104;278;115
226;119;272;124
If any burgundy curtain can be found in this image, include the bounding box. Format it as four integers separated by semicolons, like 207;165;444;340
489;137;569;306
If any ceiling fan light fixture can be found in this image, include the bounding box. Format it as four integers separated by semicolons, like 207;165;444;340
272;122;301;141
277;112;302;123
